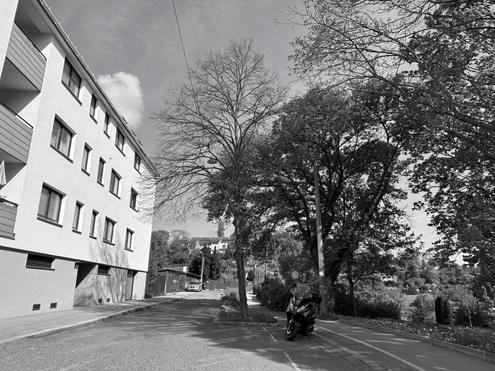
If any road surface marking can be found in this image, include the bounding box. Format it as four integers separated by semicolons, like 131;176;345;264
283;351;302;371
269;334;278;343
318;327;427;371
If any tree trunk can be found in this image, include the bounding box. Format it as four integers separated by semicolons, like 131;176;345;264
346;261;356;317
235;247;248;318
327;276;336;313
314;162;329;317
319;275;330;317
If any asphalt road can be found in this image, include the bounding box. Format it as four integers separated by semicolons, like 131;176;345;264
0;291;493;370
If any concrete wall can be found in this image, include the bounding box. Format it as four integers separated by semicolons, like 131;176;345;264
0;0;155;319
74;265;128;306
9;35;154;274
0;249;76;318
133;271;146;300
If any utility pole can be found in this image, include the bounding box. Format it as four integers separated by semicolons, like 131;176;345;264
314;162;329;317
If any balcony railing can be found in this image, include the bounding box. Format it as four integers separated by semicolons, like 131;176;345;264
6;23;46;91
0;101;33;163
0;198;18;240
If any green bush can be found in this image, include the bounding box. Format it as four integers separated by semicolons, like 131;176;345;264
221;290;239;308
455;302;488;327
257;277;290;311
335;286;403;319
411;294;434;323
435;297;454;324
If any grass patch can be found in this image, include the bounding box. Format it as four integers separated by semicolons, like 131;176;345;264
339;316;495;354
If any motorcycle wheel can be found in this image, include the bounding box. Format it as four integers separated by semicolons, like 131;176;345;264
285;320;300;341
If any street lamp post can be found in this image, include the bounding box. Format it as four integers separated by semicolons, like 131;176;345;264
314;162;329;317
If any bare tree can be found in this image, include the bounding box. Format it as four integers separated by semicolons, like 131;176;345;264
153;39;286;317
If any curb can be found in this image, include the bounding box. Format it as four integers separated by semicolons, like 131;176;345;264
336;319;495;364
212;319;281;327
0;298;181;345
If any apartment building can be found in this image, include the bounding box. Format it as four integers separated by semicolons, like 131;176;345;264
0;0;156;319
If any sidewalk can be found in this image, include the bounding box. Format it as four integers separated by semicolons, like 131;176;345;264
0;295;182;345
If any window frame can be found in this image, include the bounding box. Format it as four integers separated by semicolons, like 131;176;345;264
97;157;105;185
104;113;110;137
90;95;97;121
125;228;134;251
26;254;54;270
129;188;138;211
50;117;74;160
61;59;81;100
72;201;83;232
103;217;116;244
115;129;125;154
89;209;99;238
97;265;110;276
37;184;64;225
134;153;141;173
109;169;121;198
81;143;92;174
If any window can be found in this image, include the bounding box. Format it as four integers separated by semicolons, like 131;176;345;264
97;265;110;275
90;210;98;237
103;217;115;243
38;184;63;224
62;59;81;98
26;254;54;270
97;158;105;184
130;188;138;210
72;201;83;232
109;170;121;197
125;229;134;250
104;113;110;135
134;153;141;172
50;118;73;158
81;144;91;174
115;129;125;153
90;95;97;120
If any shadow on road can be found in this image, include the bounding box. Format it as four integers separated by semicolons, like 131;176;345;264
102;297;359;370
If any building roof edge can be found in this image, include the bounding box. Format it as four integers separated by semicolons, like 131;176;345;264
35;0;158;177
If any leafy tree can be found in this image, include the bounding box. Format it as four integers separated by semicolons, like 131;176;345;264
166;239;191;266
217;219;225;238
209;248;221;280
146;230;170;293
291;0;495;266
153;39;285;317
343;212;414;313
189;246;212;281
170;229;190;242
255;84;407;312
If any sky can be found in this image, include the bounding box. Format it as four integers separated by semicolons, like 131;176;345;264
44;0;303;237
44;0;437;247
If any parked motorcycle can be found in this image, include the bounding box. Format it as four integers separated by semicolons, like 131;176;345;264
285;282;317;341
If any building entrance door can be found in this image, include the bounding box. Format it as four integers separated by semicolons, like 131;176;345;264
125;270;135;300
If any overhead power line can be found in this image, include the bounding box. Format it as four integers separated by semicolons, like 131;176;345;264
171;0;195;93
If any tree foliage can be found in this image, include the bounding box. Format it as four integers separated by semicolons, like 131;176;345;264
146;230;170;292
255;84;408;304
291;0;495;273
154;39;285;317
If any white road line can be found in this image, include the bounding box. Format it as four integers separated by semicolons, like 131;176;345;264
283;351;302;371
269;334;278;343
318;326;427;371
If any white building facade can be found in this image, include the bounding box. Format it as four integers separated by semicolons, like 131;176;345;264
0;0;155;319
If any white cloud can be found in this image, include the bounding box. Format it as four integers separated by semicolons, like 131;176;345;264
98;72;144;129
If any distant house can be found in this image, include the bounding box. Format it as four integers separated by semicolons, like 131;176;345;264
190;237;231;255
153;266;199;295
